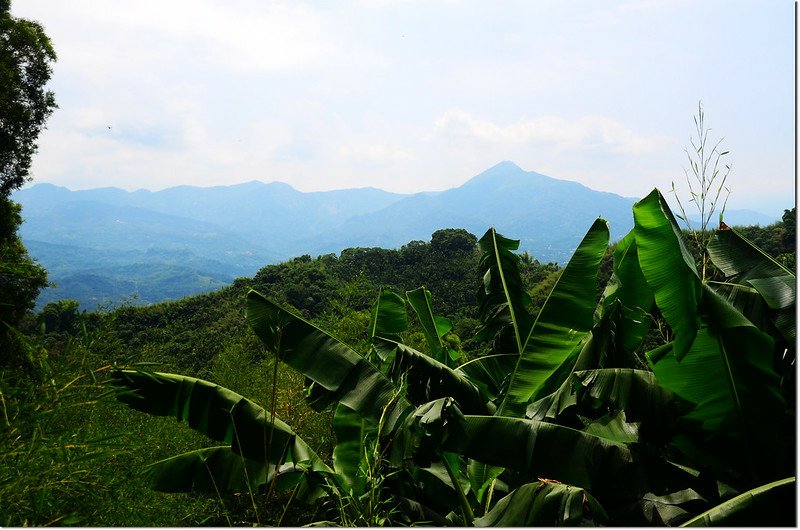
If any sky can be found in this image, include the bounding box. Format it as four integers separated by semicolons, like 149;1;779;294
12;0;796;214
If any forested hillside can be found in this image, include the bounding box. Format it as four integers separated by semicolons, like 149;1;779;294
4;227;561;526
4;209;795;526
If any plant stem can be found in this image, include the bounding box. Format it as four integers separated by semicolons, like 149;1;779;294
442;454;474;526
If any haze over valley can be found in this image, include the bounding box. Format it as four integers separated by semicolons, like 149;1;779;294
15;161;780;310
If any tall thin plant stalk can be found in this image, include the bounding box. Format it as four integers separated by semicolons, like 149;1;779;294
671;101;732;280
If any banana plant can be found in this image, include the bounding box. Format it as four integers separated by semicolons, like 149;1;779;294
111;188;794;526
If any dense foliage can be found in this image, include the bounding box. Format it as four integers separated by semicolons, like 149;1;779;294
0;0;54;368
108;190;795;526
0;0;57;194
2;197;795;526
0;196;47;366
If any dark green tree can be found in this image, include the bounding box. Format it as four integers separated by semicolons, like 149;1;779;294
0;0;57;194
0;0;56;367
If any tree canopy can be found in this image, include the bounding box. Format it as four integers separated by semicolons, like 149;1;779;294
0;0;57;194
0;0;55;367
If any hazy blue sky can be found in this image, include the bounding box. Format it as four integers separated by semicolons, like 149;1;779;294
13;0;796;214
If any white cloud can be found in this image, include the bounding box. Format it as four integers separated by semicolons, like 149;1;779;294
338;142;414;165
11;1;795;213
50;1;335;76
434;110;665;156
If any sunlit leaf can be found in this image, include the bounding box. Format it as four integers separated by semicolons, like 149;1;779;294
246;290;412;432
406;286;451;365
500;218;609;416
633;189;700;360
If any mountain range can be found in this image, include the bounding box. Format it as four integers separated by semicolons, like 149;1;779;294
13;161;780;310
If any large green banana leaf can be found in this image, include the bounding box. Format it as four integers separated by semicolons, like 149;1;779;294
467;459;504;506
531;368;692;445
406;286;454;365
456;353;518;403
708;227;795;345
383;339;492;415
368;287;408;364
526;298;636;422
455;414;699;496
476;228;534;353
369;287;408;340
390;397;466;468
474;480;607;526
647;285;787;483
145;445;309;496
112;370;332;501
526;297;634;422
680;477;795;527
332;404;373;496
499;218;609;417
112;370;328;469
393;397;685;496
146;446;266;493
602;229;654;353
246;290;412;432
633;189;700;361
631;488;707;526
572;369;693;427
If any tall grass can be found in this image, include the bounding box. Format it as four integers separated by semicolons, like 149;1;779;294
1;308;337;526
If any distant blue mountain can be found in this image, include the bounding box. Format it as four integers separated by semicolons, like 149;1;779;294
13;161;781;309
301;162;638;262
686;209;781;228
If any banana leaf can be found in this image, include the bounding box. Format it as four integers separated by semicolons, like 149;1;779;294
246;290;412;432
647;285;788;483
580;410;640;443
708;227;795;345
528;368;693;445
368;287;408;365
390;397;466;468
394;398;686;496
681;477;795;527
467;459;504;506
370;287;408;340
476;228;534;353
633;189;700;361
456;353;517;403
499;218;609;417
572;369;694;439
145;445;308;496
602;229;654;353
406;286;454;365
474;480;607;526
527;301;633;421
146;446;266;493
456;414;701;496
384;339;492;415
112;370;326;468
629;488;706;526
332;403;373;495
112;370;331;501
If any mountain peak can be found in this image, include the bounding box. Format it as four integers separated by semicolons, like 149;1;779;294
462;161;550;189
490;160;523;171
479;160;524;177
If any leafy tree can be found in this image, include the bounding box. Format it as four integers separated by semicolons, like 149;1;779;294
731;208;796;270
0;196;47;367
0;0;57;194
0;0;56;367
38;299;81;335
